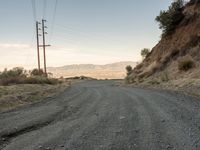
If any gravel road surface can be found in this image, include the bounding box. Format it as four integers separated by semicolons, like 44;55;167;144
0;80;200;150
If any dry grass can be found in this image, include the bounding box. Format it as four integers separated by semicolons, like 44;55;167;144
138;61;161;78
0;82;70;112
130;77;200;98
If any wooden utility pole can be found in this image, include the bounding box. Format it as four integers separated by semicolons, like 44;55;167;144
42;19;47;76
36;21;41;71
41;19;50;76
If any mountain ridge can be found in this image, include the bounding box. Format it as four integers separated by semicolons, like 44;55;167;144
48;61;137;79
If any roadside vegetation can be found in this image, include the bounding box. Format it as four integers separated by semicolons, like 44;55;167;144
0;67;71;112
0;67;61;86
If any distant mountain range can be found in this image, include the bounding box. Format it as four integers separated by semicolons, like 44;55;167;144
48;61;137;79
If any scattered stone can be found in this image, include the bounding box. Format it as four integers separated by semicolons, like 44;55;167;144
17;96;23;99
166;145;171;149
38;145;43;149
134;129;140;133
45;147;51;150
161;119;165;123
180;114;184;119
119;116;125;120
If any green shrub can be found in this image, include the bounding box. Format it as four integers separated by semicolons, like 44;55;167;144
178;56;195;71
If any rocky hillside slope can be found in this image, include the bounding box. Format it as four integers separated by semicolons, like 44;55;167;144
127;1;200;96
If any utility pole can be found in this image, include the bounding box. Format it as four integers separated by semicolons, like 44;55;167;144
42;19;47;76
36;21;41;71
41;19;50;77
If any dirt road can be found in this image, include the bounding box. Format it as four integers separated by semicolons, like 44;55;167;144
0;80;200;150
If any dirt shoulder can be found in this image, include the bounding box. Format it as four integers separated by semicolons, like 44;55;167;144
119;78;200;98
0;82;70;112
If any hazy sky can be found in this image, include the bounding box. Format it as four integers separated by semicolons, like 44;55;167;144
0;0;172;69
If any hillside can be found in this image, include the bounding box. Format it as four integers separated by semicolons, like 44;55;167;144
48;61;137;79
127;0;200;96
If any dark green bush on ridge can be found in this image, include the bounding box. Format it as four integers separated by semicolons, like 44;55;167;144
155;0;185;37
141;48;150;59
126;65;133;76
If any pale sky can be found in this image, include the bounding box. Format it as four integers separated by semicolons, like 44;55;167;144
0;0;172;70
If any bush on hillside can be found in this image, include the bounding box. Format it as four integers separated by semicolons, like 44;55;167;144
0;67;26;78
178;56;195;71
141;48;150;59
126;65;133;76
155;0;185;37
30;69;45;76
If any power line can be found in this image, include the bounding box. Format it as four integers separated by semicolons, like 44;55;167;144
31;0;37;22
30;0;56;73
49;0;58;43
53;26;124;44
54;24;113;40
43;0;47;19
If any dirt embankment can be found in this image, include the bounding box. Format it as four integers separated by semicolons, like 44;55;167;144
127;1;200;97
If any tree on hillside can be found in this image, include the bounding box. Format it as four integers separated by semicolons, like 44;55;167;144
141;48;150;59
155;0;185;37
